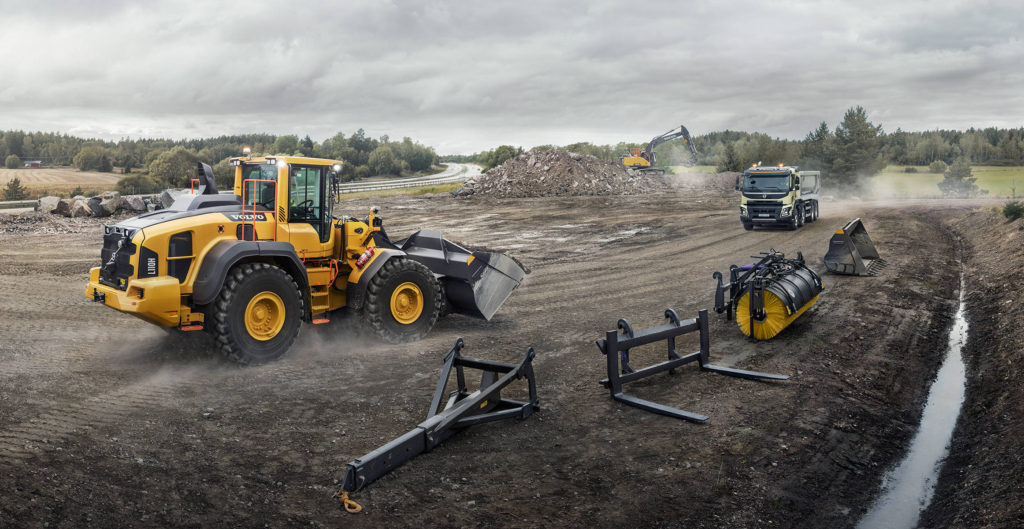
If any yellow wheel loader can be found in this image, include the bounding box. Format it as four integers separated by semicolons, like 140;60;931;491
85;156;526;364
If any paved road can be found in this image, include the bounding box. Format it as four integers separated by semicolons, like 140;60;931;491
339;163;480;193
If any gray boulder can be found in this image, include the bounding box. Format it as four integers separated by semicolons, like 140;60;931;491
36;196;60;214
70;200;93;218
87;197;108;217
98;196;120;216
55;198;75;217
123;195;147;212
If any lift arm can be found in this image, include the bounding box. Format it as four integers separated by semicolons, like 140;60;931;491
645;125;698;166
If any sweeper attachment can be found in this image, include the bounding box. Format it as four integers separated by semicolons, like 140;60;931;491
713;250;823;340
823;218;887;276
336;338;539;512
595;308;788;423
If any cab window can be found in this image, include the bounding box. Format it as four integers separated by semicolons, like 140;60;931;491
241;163;278;209
289;165;328;241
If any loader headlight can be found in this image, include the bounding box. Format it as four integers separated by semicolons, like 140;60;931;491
332;164;342;173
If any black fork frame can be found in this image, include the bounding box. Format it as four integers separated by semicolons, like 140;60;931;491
596;308;788;423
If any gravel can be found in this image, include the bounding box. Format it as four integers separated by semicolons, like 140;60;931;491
454;149;668;198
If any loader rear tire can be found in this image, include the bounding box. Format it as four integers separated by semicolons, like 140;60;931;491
363;257;442;343
212;262;303;365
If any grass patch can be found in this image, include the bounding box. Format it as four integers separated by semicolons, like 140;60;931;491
339;182;461;200
870;165;1024;198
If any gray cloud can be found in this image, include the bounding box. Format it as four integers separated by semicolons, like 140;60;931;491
0;0;1021;153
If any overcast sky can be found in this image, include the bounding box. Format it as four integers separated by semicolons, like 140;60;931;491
1;0;1021;154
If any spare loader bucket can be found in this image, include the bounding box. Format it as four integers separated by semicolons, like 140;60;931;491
399;230;527;320
824;218;886;276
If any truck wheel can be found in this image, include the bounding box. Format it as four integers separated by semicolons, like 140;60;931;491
787;214;798;230
212;262;303;365
363;257;442;343
797;205;805;227
743;223;754;231
812;203;819;221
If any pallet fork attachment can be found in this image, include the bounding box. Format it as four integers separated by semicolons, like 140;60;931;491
338;338;539;510
596;309;788;423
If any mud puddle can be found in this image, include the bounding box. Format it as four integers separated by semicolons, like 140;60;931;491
857;273;968;529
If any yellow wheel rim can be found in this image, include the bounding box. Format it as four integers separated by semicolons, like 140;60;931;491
390;282;424;324
244;291;285;341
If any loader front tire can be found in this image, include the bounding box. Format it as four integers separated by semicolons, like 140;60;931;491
212;262;303;365
363;257;441;343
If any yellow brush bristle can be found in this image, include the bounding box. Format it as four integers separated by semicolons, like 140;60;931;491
736;292;820;340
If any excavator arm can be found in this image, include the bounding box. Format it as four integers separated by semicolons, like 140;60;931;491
645;125;698;166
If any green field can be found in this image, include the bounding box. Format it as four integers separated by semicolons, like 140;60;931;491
869;165;1024;198
670;164;1023;198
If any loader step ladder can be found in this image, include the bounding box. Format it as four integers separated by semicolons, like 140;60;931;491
337;338;539;510
306;261;339;324
596;308;788;422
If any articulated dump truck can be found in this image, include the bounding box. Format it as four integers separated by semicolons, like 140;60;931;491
737;164;820;230
85;156;526;364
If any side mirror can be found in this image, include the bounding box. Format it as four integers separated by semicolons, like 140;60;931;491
734;176;740;191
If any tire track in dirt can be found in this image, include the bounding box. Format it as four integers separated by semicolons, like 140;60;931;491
0;374;191;465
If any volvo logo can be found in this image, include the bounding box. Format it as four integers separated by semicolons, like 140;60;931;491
761;193;767;198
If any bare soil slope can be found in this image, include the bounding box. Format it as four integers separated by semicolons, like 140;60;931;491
920;210;1024;528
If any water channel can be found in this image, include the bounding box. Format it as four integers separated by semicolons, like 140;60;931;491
856;274;968;529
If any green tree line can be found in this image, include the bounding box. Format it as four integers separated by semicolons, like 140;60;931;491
0;129;439;195
449;106;1024;192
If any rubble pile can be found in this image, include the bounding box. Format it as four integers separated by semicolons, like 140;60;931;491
453;150;667;198
0;211;98;234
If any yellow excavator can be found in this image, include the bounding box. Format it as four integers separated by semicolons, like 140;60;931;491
85;154;526;364
620;125;698;175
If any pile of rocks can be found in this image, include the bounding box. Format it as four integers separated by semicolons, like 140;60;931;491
453;149;667;198
36;192;160;218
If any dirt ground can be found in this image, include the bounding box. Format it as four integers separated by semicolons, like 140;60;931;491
0;189;1015;528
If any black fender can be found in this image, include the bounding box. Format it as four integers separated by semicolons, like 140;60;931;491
345;248;405;311
193;240;312;320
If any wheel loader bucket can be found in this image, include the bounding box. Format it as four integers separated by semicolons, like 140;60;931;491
399;230;527;320
824;218;886;276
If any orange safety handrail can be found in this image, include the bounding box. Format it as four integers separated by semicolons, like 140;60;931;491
241;178;278;242
190;178;200;194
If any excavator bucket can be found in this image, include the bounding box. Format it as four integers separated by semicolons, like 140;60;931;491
398;230;527;320
824;218;886;276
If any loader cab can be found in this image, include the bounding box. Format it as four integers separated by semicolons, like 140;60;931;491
231;156;343;255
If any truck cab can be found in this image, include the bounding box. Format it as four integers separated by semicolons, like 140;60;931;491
737;165;820;230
